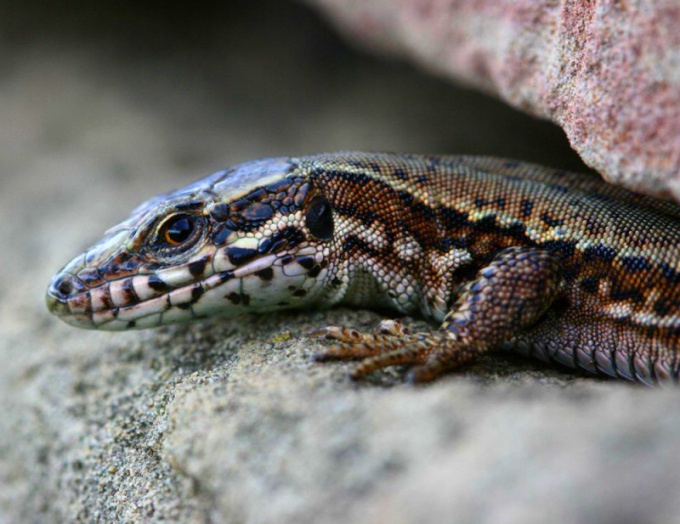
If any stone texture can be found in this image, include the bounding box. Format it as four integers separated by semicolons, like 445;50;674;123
3;3;680;524
306;0;680;200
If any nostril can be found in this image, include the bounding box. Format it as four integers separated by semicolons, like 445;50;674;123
57;277;74;296
51;274;79;300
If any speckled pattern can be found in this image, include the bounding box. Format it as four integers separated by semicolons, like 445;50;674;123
47;152;680;385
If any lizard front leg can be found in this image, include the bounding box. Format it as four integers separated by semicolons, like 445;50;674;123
313;247;564;383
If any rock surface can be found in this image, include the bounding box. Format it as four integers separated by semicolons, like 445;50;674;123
306;0;680;201
2;3;680;523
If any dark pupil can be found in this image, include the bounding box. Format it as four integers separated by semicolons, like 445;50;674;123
305;197;333;240
166;216;194;244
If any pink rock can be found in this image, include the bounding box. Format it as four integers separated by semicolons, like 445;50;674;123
307;0;680;200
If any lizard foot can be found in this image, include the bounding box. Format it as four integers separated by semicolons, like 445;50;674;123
312;327;454;382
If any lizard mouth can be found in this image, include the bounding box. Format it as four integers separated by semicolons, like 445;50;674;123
46;246;326;330
46;269;233;329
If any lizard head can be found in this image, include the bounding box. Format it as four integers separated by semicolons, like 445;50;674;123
46;157;339;329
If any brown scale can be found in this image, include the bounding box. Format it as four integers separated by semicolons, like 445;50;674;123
303;153;680;385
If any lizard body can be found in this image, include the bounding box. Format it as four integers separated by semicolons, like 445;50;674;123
47;152;680;384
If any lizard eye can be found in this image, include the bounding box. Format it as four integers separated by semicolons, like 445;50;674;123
305;197;334;240
157;214;200;248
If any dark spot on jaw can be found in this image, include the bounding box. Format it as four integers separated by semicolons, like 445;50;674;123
267;227;305;254
213;226;234;246
226;292;241;305
148;274;172;292
217;270;234;283
191;285;204;303
293;289;307;297
280;254;293;265
255;267;274;281
126;320;136;329
258;237;273;254
331;278;342;287
297;256;315;270
241;293;251;306
227;247;258;266
270;238;289;253
308;265;322;278
189;257;209;277
122;278;139;303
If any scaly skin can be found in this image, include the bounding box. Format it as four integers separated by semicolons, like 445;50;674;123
46;152;680;384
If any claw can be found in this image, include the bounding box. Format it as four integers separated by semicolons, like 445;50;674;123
310;321;475;382
373;319;412;337
309;326;364;343
350;345;429;379
312;340;384;362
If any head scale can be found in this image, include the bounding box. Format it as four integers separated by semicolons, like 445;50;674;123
46;157;338;329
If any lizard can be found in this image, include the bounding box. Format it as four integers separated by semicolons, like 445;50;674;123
46;152;680;385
